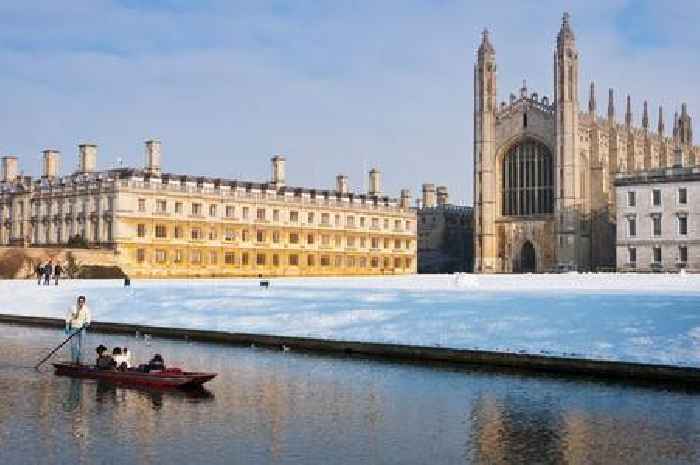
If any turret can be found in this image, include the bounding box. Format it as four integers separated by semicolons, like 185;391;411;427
607;88;615;124
422;183;436;208
554;12;580;270
625;95;632;129
335;174;348;194
436;186;449;206
679;103;693;145
642;101;649;131
400;189;412;209
658;106;665;136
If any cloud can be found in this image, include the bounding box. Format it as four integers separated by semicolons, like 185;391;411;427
0;1;698;204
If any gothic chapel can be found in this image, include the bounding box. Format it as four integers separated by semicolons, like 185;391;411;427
473;13;697;272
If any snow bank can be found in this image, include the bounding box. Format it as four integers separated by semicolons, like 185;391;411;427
2;274;700;367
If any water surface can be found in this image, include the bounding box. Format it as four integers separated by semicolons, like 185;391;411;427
1;324;699;465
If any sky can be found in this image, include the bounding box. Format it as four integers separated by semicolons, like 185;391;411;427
1;0;699;204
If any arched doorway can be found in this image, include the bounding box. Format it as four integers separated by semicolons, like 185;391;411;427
520;241;536;273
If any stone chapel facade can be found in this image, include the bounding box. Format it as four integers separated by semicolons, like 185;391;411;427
473;13;698;273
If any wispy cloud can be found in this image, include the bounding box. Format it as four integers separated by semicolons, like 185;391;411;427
0;1;698;203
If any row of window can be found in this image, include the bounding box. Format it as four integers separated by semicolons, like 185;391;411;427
139;199;411;231
627;246;689;265
137;224;413;249
626;214;688;237
627;188;688;207
136;248;413;269
31;197;114;216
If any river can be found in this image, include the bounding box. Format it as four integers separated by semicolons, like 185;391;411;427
1;324;699;465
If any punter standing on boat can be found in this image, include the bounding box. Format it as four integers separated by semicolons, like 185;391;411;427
65;296;91;364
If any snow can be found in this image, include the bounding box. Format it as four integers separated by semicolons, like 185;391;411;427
2;273;700;367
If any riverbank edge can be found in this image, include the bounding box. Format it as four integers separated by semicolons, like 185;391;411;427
2;313;699;386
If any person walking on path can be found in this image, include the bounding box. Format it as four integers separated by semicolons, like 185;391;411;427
54;262;62;286
35;263;44;285
65;296;91;364
43;260;53;286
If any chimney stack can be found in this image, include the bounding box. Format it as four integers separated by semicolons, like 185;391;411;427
271;155;286;187
436;185;449;206
145;139;162;175
336;174;349;194
368;168;381;196
1;156;18;182
78;144;97;173
422;183;436;208
400;189;412;209
42;150;60;178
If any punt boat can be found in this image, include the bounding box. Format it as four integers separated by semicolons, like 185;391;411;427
53;362;217;389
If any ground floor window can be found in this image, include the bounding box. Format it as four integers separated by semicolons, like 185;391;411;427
256;254;266;266
345;256;355;267
136;248;145;263
383;257;390;268
653;247;662;263
272;254;279;266
210;251;218;265
155;249;166;263
191;250;202;264
405;257;412;269
225;252;235;265
321;255;330;267
174;249;183;263
371;257;379;268
394;257;401;268
679;246;688;264
360;257;367;268
628;247;636;265
307;255;315;267
289;254;299;266
242;252;249;266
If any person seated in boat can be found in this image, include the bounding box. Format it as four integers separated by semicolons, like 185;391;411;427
95;344;108;364
112;347;127;371
121;347;132;369
145;353;165;372
96;347;116;370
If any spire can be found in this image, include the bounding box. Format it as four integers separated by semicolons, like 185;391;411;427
608;88;615;122
588;81;596;114
642;101;649;130
520;79;528;98
478;28;495;57
673;111;679;142
678;103;693;145
625;95;632;128
557;12;575;46
658;105;664;136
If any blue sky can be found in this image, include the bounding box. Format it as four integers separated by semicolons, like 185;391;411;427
1;0;699;204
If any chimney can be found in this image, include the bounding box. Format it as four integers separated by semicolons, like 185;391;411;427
422;183;436;208
436;185;449;206
400;189;412;209
78;144;97;173
42;150;60;178
368;168;381;196
271;155;286;187
336;174;349;194
145;139;162;175
1;156;18;182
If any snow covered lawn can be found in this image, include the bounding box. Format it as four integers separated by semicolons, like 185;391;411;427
2;274;700;367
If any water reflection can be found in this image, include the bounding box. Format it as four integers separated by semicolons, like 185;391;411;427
2;324;700;465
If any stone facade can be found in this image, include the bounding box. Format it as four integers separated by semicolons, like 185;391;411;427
473;13;699;273
0;142;417;278
417;185;473;273
615;165;700;272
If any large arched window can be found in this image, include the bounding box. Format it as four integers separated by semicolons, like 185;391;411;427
501;140;553;216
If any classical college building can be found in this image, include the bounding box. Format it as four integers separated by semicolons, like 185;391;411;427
473;13;699;272
615;159;699;272
0;142;417;277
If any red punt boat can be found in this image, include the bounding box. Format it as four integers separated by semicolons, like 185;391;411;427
53;362;217;389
